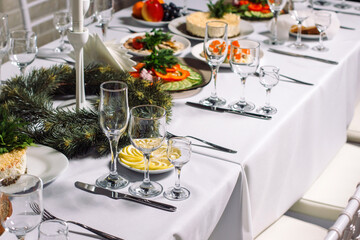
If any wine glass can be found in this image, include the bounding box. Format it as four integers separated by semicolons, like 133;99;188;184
9;30;37;75
312;11;331;52
264;0;287;45
53;11;71;53
181;0;188;16
0;13;9;83
288;0;312;50
334;0;351;9
128;105;167;198
256;65;280;115
200;21;228;107
38;220;69;240
94;0;113;41
229;39;260;112
96;81;129;189
0;174;43;240
164;137;191;201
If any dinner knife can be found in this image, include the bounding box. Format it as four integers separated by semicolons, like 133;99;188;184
253;72;314;86
75;182;177;212
185;102;272;120
268;48;339;65
312;6;360;16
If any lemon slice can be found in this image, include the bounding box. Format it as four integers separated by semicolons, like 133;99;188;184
119;142;173;171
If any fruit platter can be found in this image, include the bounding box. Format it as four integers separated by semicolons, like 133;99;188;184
232;0;274;20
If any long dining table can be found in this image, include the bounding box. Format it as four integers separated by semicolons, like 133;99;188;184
2;0;360;239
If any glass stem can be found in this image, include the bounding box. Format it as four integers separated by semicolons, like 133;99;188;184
101;23;108;41
183;0;188;15
59;30;65;50
319;31;324;49
210;65;220;99
108;136;119;177
16;235;25;240
20;66;26;75
239;76;247;103
265;88;271;108
174;167;182;191
296;22;302;45
0;57;2;82
273;11;279;42
143;153;151;184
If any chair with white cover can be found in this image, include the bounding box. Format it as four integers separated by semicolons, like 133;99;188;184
290;143;360;221
347;102;360;144
325;184;360;240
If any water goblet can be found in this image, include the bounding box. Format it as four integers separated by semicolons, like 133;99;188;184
96;81;129;189
9;30;37;75
229;39;260;112
0;13;9;82
288;0;312;50
164;137;191;201
199;21;228;107
256;65;280;115
128;105;167;198
0;174;43;240
53;11;71;53
94;0;113;41
264;0;287;45
312;11;331;52
38;220;69;240
334;0;351;9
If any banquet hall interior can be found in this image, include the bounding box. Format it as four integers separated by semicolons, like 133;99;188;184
0;0;360;239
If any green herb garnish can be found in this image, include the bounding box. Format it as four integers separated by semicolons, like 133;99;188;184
139;29;172;51
207;0;234;18
0;108;34;154
143;49;178;74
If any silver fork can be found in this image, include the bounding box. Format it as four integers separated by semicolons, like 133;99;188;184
95;25;139;33
30;203;123;240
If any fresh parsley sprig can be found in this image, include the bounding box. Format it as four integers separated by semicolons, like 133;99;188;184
143;49;178;74
207;0;234;18
138;29;172;51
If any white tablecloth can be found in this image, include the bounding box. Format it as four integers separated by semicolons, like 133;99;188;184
2;0;360;239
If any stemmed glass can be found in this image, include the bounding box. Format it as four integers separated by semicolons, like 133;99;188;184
288;0;312;50
334;0;351;9
94;0;113;41
181;0;188;16
0;174;43;240
264;0;287;45
96;81;129;189
312;11;331;52
128;105;167;198
256;66;280;115
0;13;9;83
229;40;260;112
200;21;228;107
164;137;191;201
53;11;71;53
8;30;37;76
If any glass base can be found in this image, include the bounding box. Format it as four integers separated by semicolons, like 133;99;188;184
263;38;284;46
129;181;163;198
314;0;331;5
163;187;190;201
312;45;329;52
199;96;226;107
334;3;351;9
288;42;309;50
229;100;255;112
256;106;277;115
96;173;129;189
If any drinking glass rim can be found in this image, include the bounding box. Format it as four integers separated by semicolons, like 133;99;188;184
0;174;43;192
10;30;37;40
168;136;191;145
205;20;228;29
231;39;260;49
38;219;69;237
130;105;166;120
260;65;280;73
100;81;128;92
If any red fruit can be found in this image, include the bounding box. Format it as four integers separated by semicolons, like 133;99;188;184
141;0;164;22
132;36;144;50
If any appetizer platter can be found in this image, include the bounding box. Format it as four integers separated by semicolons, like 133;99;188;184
120;29;191;56
232;0;274;21
289;25;321;39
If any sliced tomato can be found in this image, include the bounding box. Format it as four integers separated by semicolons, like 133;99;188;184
248;3;263;11
262;4;270;10
261;9;271;13
154;64;190;82
239;0;249;5
132;36;144;50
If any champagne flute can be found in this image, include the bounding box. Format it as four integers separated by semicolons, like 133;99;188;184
164;137;191;201
9;30;37;75
96;81;129;189
256;65;280;115
312;11;331;52
0;13;9;83
264;0;287;45
288;0;311;50
0;174;43;240
200;21;228;107
94;0;113;41
128;105;166;198
53;11;71;53
229;39;260;112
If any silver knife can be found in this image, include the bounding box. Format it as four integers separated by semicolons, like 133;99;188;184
312;7;360;16
253;72;314;86
75;182;177;212
185;102;272;120
268;48;339;65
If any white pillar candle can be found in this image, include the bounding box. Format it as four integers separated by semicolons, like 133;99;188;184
72;0;83;32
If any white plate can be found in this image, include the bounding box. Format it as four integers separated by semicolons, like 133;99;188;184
191;42;264;68
27;145;69;184
119;161;173;174
289;31;320;39
168;16;254;41
120;32;191;56
131;15;171;27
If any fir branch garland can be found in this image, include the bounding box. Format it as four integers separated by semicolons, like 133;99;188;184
0;64;173;159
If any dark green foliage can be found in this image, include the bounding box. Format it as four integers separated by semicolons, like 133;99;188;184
142;49;178;74
207;0;234;18
0;64;173;159
139;28;172;51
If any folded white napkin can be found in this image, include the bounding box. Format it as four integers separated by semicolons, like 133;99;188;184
69;33;136;72
268;11;340;41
